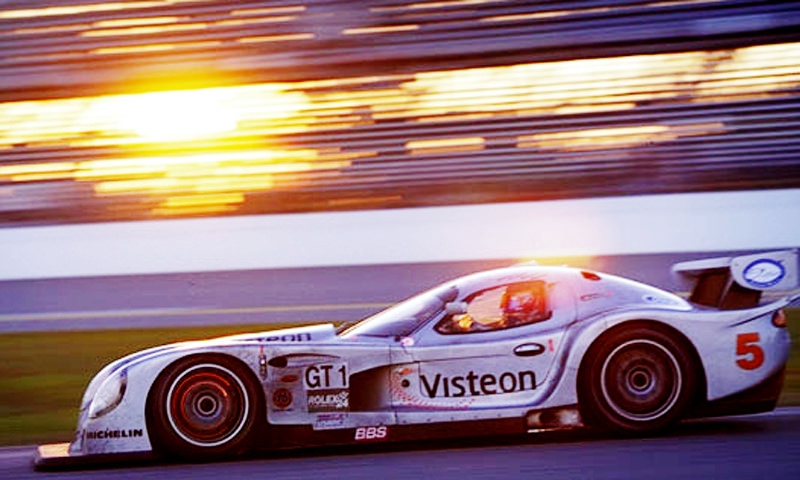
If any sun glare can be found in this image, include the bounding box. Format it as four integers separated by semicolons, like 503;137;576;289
110;89;240;142
1;41;799;217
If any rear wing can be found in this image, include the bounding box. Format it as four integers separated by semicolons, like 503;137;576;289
672;249;798;309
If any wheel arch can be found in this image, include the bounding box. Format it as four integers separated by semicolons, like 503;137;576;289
144;352;267;456
576;319;707;426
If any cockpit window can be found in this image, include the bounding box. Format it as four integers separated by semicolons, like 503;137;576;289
339;284;457;338
435;280;551;334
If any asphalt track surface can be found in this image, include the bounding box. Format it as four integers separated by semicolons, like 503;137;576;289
1;408;798;479
0;251;761;332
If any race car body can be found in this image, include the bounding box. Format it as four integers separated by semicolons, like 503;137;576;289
35;250;798;468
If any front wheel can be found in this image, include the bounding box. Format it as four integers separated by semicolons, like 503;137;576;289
147;355;263;459
579;326;697;433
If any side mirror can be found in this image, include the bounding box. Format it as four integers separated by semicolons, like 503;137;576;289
445;301;468;315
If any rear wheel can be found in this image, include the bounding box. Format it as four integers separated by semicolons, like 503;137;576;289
579;326;697;433
147;355;262;459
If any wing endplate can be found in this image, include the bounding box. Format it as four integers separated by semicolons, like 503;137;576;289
672;249;798;309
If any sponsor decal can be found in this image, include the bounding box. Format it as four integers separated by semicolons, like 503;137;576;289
272;388;294;410
355;426;388;441
260;333;312;342
743;259;785;288
420;370;536;398
392;370;476;410
307;388;350;412
314;413;348;430
85;428;143;440
642;294;680;306
305;363;348;389
580;291;612;302
355;426;389;442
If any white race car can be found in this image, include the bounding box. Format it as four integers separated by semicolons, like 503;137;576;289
35;250;798;468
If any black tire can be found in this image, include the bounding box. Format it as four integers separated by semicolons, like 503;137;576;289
579;325;697;434
147;355;263;460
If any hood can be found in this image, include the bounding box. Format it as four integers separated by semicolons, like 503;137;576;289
80;323;338;409
215;323;339;344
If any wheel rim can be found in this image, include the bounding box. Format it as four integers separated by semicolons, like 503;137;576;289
166;364;250;448
599;339;682;422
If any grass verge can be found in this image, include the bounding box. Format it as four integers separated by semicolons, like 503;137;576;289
0;323;302;447
1;311;798;447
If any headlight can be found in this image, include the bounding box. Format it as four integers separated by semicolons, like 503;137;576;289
88;369;127;419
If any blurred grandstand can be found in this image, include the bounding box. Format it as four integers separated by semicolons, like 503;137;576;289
0;0;799;225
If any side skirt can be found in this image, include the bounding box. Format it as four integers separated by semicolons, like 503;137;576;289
261;417;529;450
260;406;583;450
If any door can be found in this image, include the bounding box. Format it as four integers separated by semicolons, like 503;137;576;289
391;279;575;416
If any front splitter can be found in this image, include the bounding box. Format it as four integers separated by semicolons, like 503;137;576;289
34;443;154;471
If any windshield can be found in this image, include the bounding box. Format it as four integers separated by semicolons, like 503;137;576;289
340;283;458;339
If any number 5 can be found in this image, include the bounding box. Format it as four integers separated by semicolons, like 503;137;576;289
736;333;764;370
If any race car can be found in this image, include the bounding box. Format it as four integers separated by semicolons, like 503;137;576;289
35;250;798;468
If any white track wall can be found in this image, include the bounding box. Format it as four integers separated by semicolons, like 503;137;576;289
1;189;799;281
